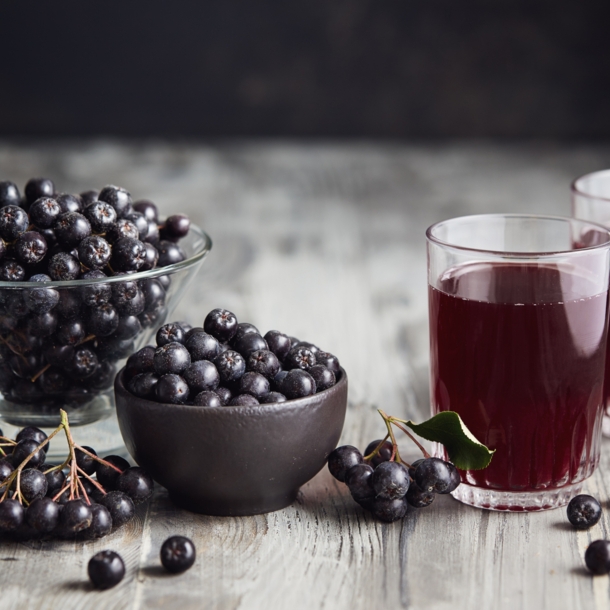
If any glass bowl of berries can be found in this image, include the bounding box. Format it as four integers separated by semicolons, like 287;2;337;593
114;309;347;516
0;178;212;453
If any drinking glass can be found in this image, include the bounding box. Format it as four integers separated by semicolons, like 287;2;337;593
427;214;610;511
572;170;610;435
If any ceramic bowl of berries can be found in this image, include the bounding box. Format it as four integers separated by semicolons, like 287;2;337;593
114;309;348;516
0;178;212;431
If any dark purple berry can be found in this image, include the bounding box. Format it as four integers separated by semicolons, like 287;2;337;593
0;259;25;281
71;348;99;377
183;360;220;393
414;458;454;494
29;197;61;228
0;205;29;240
567;495;602;529
83;200;117;233
214;349;246;383
229;322;260;346
128;371;159;399
111;237;147;271
185;330;219;362
106;218;140;243
25;178;54;204
229;394;260;406
86;302;119;336
204;308;238;342
48;252;80;280
125;345;155;379
585;540;610;575
112;281;145;316
308;365;336;392
98;185;133;217
139;278;165;312
133;200;158;222
280;369;316;399
162;215;190;240
99;491;135;528
117;467;154;504
157;240;186;266
215;386;232;405
54;212;91;247
13;438;45;468
141;242;159;270
284;347;316;371
406;482;435;508
88;550;125;590
263;330;291;361
0;498;24;531
80;190;99;206
345;463;375;503
364;439;394;467
16;426;48;449
26;497;60;532
78;235;111;269
193;390;222;407
55;193;82;213
233;333;268;359
247;349;281;379
261;391;287;404
238;371;270;399
160;535;196;573
328;445;363;482
371;497;408;522
20;468;48;502
156;323;185;347
82;503;113;539
96;455;130;490
125;211;149;239
156;373;190;404
154;342;191;375
0;181;21;207
56;319;86;345
372;461;410;500
315;351;341;374
59;498;93;534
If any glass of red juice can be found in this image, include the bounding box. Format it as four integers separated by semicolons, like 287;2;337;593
427;214;610;511
572;170;610;437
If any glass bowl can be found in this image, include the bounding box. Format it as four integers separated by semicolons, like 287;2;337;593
0;224;211;454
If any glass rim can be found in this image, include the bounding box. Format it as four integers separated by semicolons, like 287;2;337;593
0;222;212;288
426;213;610;257
571;169;610;203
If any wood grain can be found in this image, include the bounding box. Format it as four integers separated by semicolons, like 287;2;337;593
1;141;610;609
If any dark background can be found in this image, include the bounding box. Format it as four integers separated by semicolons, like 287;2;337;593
1;1;609;138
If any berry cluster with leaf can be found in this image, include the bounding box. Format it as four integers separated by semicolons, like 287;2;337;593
328;409;495;522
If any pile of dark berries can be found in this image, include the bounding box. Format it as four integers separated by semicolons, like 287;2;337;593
0;178;192;411
328;433;460;522
0;413;153;541
124;308;341;406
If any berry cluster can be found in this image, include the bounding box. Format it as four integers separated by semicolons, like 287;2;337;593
125;308;341;406
328;410;460;522
88;535;196;589
0;178;191;411
0;411;153;541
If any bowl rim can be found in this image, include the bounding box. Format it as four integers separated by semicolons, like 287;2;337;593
0;222;212;289
115;366;348;414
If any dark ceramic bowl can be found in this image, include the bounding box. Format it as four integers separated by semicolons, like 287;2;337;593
114;368;348;516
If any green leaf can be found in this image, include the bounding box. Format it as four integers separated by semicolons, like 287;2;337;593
403;411;494;470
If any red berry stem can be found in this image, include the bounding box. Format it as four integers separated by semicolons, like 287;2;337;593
389;420;431;459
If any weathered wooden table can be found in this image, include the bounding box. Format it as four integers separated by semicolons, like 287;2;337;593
1;141;610;610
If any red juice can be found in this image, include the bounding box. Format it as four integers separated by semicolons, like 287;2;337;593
429;262;608;492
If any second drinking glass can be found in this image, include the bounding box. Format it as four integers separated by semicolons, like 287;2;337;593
427;214;610;511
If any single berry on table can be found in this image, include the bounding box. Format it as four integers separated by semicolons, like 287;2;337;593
328;446;363;482
88;550;126;590
585;540;610;575
160;535;196;573
567;494;602;529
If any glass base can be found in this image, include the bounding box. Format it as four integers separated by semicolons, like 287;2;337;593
451;481;583;512
0;409;128;461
